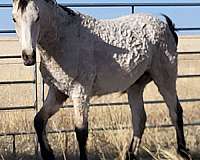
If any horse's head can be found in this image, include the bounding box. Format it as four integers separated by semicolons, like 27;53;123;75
12;0;40;66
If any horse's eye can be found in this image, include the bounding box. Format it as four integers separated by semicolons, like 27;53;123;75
36;16;40;22
12;18;16;23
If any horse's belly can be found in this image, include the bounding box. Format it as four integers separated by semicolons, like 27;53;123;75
92;75;133;95
93;61;148;96
93;44;152;95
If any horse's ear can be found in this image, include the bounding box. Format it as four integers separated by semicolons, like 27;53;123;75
17;0;29;12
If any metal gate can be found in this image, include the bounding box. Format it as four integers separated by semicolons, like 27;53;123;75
0;2;200;156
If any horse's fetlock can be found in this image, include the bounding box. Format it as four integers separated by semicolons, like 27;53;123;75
125;136;141;160
41;148;55;160
125;151;139;160
177;146;192;160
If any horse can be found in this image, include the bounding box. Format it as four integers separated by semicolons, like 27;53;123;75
12;0;192;159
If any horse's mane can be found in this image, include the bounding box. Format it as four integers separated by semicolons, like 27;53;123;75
44;0;56;5
44;0;76;16
58;4;76;16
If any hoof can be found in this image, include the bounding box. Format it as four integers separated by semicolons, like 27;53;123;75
80;154;88;160
41;149;55;160
125;151;139;160
177;147;192;160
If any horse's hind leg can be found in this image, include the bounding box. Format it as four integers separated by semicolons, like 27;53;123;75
34;86;68;160
151;68;192;160
125;73;152;160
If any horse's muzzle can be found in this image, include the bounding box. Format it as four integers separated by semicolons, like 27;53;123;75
22;49;36;66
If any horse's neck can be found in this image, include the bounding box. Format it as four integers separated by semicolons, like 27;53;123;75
37;1;98;59
38;2;80;52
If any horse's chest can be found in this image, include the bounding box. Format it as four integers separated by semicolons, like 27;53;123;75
40;56;77;94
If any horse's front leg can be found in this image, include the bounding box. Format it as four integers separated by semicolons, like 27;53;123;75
72;94;89;160
34;87;68;160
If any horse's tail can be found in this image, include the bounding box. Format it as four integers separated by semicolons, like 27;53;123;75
162;14;178;46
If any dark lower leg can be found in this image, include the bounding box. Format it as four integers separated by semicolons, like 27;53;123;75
126;106;146;160
34;112;55;160
175;99;192;159
168;97;191;160
75;123;88;160
126;118;145;160
34;87;67;160
176;99;186;148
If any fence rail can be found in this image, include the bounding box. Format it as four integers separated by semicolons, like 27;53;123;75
1;2;200;33
2;28;200;34
0;2;200;157
2;2;200;7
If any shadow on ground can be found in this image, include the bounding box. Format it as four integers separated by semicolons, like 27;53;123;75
1;150;200;160
0;152;99;160
191;151;200;160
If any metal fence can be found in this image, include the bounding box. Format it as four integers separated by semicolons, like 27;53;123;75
0;2;200;156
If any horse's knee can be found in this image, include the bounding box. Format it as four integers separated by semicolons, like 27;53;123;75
73;97;89;128
72;95;89;159
74;105;89;147
74;104;89;159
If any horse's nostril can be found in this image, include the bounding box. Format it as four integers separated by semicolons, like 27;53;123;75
21;50;36;66
22;50;29;61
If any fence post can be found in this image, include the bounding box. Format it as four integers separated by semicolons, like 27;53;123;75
34;58;39;160
64;133;68;160
42;79;45;106
34;61;38;112
131;5;135;13
12;135;16;156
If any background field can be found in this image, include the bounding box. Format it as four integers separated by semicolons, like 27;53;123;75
0;36;200;160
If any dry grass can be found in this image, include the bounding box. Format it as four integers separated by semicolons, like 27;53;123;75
0;69;200;160
0;70;200;160
0;100;200;160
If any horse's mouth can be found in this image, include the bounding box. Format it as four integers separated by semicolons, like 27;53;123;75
22;49;36;66
23;59;36;66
